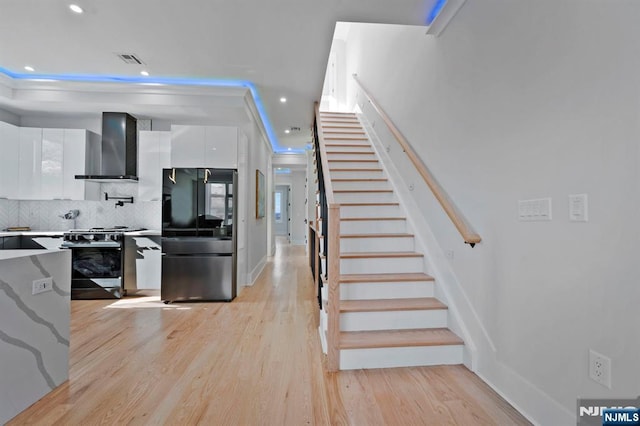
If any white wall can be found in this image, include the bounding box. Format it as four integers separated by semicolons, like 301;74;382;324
244;121;272;283
339;2;640;424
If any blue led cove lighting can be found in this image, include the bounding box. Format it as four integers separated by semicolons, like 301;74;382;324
0;67;303;154
427;0;447;25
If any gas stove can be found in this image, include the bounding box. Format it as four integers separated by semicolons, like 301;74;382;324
62;227;146;245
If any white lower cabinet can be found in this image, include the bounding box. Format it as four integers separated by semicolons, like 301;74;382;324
124;236;162;290
0;121;20;199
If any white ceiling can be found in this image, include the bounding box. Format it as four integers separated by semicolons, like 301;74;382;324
0;0;433;152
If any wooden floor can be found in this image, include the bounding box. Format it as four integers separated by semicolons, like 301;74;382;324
9;239;530;425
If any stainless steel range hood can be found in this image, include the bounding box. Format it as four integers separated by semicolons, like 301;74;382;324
75;112;139;182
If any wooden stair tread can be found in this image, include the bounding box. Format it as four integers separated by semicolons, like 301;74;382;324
332;178;388;182
322;125;363;129
334;189;393;193
340;297;447;313
339;272;434;283
340;328;463;349
325;143;371;147
340;233;413;239
325;137;368;141
338;202;399;206
340;217;405;221
329;168;383;172
326;151;375;155
327;158;378;163
340;251;423;259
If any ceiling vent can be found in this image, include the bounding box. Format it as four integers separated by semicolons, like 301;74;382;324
116;53;144;65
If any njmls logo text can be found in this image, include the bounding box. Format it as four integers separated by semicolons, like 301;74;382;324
579;406;638;417
577;398;640;426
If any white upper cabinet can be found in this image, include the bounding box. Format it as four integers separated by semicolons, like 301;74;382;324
139;131;171;201
9;125;99;200
170;126;206;168
19;127;44;200
41;128;64;198
63;129;100;201
171;125;238;168
204;126;238;168
0;121;20;199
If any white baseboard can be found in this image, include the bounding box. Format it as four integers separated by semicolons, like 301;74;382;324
476;359;575;426
248;255;267;285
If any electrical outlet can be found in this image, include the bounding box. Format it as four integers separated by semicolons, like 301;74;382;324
32;277;53;295
589;349;612;388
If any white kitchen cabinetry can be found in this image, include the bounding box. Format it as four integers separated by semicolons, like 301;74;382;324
41;128;64;197
124;235;162;290
138;131;171;201
62;129;100;201
0;121;20;199
16;127;99;201
19;127;43;200
171;125;238;168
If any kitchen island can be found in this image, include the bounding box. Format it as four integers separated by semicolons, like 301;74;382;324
0;249;71;424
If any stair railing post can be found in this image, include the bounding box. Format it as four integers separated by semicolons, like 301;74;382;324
327;204;341;371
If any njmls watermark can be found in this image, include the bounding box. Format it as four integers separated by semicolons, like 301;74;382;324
578;397;640;425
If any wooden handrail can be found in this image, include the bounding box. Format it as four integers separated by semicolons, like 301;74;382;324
352;74;481;247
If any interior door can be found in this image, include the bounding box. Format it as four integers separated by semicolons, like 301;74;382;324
274;185;289;237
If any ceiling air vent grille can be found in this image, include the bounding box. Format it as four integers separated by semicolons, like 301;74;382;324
116;53;144;65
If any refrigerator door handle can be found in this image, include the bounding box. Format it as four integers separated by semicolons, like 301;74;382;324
203;168;211;184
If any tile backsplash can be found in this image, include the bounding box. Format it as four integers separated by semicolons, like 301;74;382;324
0;184;161;231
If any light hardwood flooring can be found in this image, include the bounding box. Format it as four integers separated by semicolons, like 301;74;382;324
9;239;530;425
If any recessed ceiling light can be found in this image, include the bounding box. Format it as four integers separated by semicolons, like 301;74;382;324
280;97;287;103
69;4;83;13
24;66;34;72
284;129;290;134
140;70;149;76
287;147;292;151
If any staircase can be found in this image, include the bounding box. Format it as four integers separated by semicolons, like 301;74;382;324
315;110;464;370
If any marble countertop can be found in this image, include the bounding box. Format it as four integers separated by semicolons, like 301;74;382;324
0;249;63;260
0;231;65;237
0;230;160;237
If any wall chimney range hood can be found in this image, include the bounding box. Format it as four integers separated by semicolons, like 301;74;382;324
75;112;139;182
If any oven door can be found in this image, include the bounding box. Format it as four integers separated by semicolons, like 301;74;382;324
69;244;123;299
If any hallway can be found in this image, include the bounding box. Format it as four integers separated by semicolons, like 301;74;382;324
9;239;529;425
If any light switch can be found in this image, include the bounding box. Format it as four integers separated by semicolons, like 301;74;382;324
569;193;588;222
518;198;552;221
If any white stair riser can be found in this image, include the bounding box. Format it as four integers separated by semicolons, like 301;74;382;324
327;153;377;161
332;180;391;191
329;170;385;180
325;145;373;153
340;257;423;274
340;309;448;331
334;192;396;204
318;326;328;355
340;344;464;370
340;205;401;218
328;161;380;170
340;281;435;300
341;237;414;253
341;220;406;234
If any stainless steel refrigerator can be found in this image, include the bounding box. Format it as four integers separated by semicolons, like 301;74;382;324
161;168;237;302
